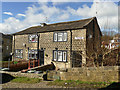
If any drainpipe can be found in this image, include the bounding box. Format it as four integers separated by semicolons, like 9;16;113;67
93;20;95;51
37;33;40;61
70;30;73;68
13;34;15;62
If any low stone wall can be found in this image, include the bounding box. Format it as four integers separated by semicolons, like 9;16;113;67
0;71;43;79
47;66;120;82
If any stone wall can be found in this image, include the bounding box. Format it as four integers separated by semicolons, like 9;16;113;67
72;29;86;65
47;66;120;82
12;29;87;69
2;35;12;61
1;71;43;79
39;31;71;69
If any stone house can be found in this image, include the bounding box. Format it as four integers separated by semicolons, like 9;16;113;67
0;33;12;61
102;34;120;49
12;17;102;69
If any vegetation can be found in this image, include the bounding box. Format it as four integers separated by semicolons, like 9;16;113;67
102;35;113;43
47;80;114;88
13;61;18;64
11;77;41;84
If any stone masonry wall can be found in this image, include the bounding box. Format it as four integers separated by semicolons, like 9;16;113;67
39;31;71;69
1;71;43;79
12;34;38;61
2;35;12;60
72;29;86;64
48;66;120;82
12;29;87;69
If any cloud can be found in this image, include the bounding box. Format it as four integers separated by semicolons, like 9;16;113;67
1;2;118;34
3;12;13;16
17;13;26;17
67;2;118;31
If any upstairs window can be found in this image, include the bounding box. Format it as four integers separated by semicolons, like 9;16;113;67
15;49;23;58
53;50;67;62
28;49;37;59
29;34;38;43
54;32;67;42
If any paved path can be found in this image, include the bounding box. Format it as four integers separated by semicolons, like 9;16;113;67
1;81;99;90
2;81;63;88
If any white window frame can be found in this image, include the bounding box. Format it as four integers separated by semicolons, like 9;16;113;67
58;51;62;61
53;50;67;62
58;33;63;41
15;49;23;58
54;51;57;61
63;33;67;41
53;32;67;42
54;33;57;42
63;51;67;62
29;34;38;43
28;49;38;59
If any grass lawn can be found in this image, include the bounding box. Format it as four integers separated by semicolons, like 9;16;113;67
47;80;115;88
11;77;41;84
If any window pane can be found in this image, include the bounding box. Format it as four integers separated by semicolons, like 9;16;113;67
28;49;37;59
54;33;57;41
58;51;62;61
63;33;67;41
58;33;63;41
29;35;38;42
54;51;57;61
35;50;37;59
63;51;67;62
29;53;31;59
15;49;22;58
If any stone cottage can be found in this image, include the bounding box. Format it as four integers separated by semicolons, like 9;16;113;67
0;33;12;61
12;17;102;69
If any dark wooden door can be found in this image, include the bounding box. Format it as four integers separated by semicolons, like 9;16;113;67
39;50;44;65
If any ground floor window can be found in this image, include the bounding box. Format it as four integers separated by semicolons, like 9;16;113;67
28;49;37;59
53;50;67;62
15;49;23;58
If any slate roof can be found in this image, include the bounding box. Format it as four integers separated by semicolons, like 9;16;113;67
13;17;97;35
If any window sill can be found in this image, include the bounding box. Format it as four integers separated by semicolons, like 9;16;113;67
15;57;22;59
52;60;67;63
53;41;67;42
29;42;38;43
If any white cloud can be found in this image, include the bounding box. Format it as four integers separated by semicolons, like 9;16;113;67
67;2;118;31
17;14;26;17
56;13;69;21
1;2;118;34
3;12;13;16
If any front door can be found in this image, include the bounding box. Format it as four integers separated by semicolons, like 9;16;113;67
39;50;44;65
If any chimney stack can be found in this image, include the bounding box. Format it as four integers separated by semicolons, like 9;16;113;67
40;23;47;27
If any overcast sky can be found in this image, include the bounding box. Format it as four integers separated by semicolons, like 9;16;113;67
0;0;119;34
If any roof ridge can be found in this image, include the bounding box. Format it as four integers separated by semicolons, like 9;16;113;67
47;17;95;26
83;17;96;27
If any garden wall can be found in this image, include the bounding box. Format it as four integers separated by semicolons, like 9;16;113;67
1;71;43;79
47;66;120;82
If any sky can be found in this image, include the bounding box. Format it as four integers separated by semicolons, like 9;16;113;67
0;0;119;34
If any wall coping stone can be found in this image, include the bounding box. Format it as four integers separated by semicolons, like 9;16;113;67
66;66;120;72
